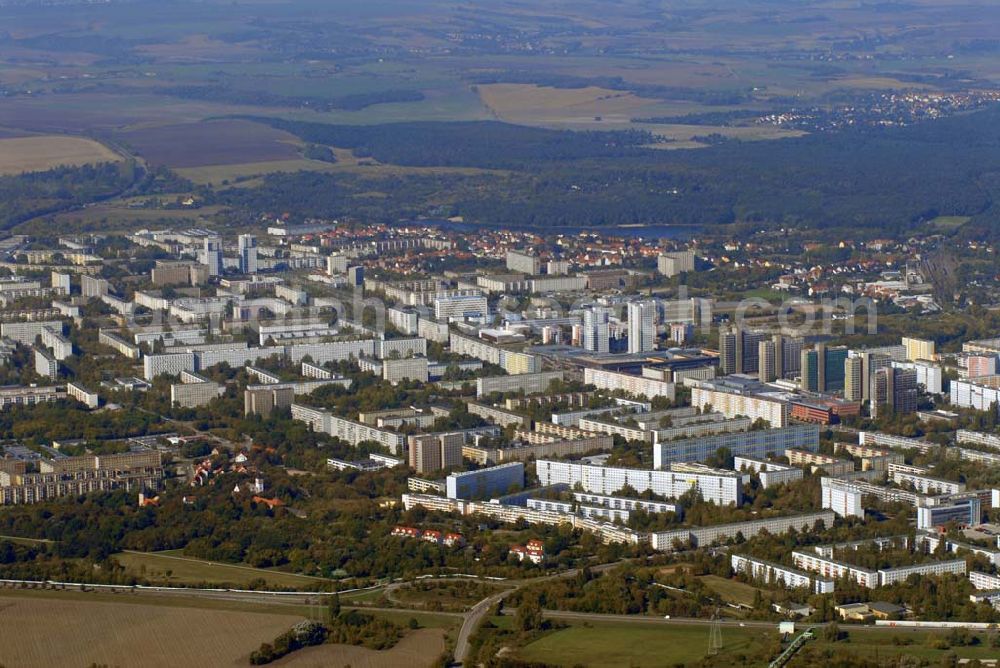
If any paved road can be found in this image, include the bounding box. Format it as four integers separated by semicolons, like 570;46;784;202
452;560;624;666
534;609;982;637
453;588;516;667
540;609;777;629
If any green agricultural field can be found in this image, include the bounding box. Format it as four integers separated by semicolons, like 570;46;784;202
517;620;774;667
113;549;333;589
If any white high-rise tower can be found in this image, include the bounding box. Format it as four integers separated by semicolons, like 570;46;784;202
238;234;258;274
627;301;655;354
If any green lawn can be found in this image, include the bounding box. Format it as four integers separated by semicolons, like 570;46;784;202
517;620;773;667
113;549;333;589
339;587;389;604
0;534;54;547
730;287;791;304
927;215;971;230
699;575;762;607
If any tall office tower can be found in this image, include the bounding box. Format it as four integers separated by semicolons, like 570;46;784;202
627;301;656;354
871;367;918;418
844;356;864;401
801;344;848;393
670;323;693;345
738;329;769;375
758;340;777;383
735;328;747;374
718;326;767;375
801;348;820;392
238;234;258;274
583;307;610;354
858;351;892;402
782;337;804;379
771;334;784;380
822;345;848;393
893;368;919;416
869;367;888;417
347;265;364;287
201;237;222;277
719;329;738;375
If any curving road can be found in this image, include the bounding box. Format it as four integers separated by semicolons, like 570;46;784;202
452;560;623;666
453;588;516;667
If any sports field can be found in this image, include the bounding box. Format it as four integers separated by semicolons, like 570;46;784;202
0;135;121;175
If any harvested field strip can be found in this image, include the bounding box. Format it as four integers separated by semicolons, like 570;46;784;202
0;136;121;175
0;591;304;667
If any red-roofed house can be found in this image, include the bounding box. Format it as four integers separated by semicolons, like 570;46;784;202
443;533;466;547
510;544;545;564
392;526;421;539
252;496;285;510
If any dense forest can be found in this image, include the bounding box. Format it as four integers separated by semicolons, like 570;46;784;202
162;86;426;112
0;162;136;230
251;117;658;168
236;105;1000;233
5;106;1000;235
